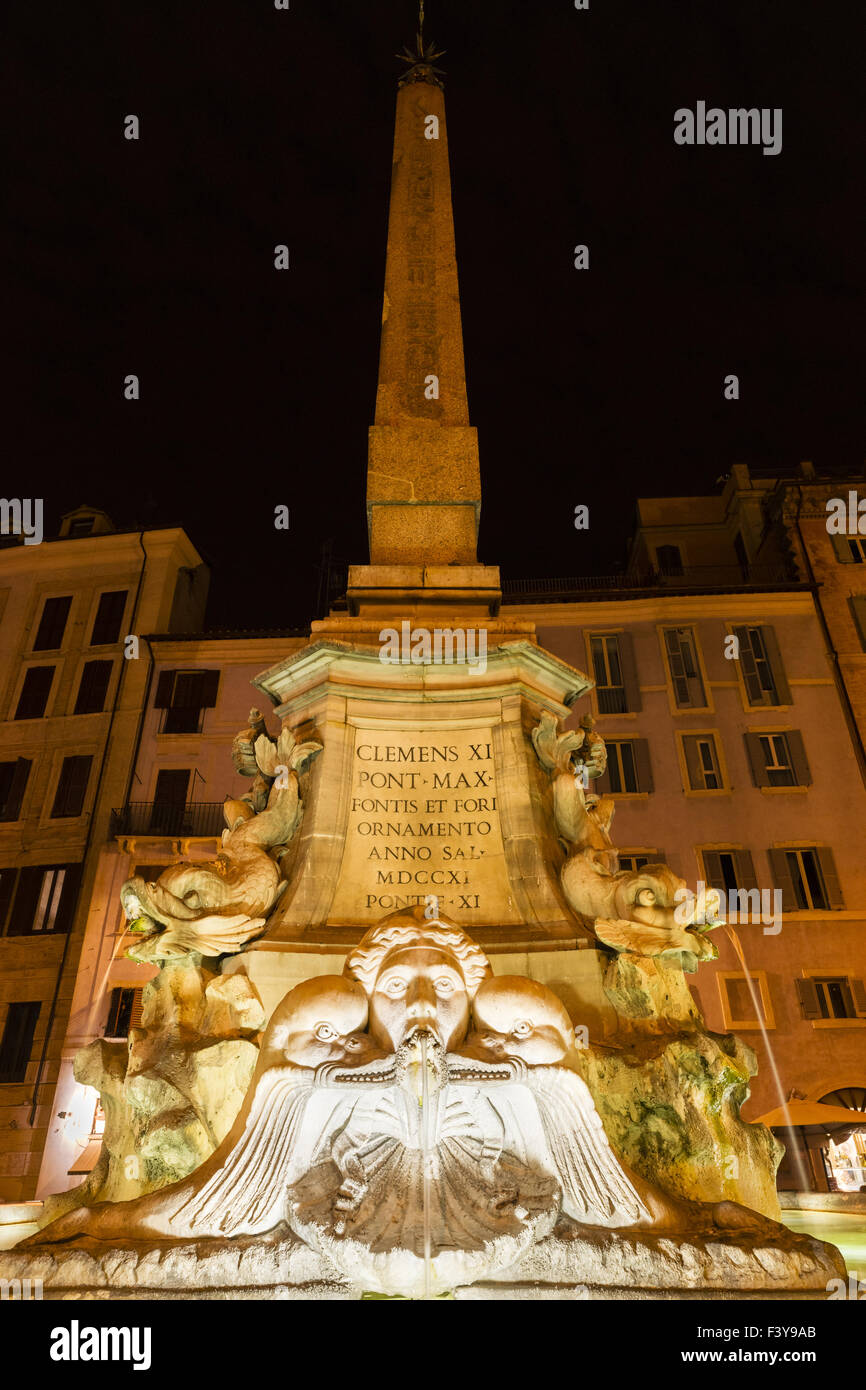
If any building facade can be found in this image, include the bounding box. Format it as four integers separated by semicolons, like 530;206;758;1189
0;506;207;1200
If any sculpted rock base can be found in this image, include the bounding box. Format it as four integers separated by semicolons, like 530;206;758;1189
0;1215;843;1300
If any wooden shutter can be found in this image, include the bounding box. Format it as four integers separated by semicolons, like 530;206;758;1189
632;739;653;793
681;736;704;791
701;850;725;892
768;849;799;910
54;863;82;934
15;665;54;719
0;868;16;931
90;590;127;645
7;867;44;934
831;533;857;563
0;758;31;819
734;626;762;703
33;595;72;651
785;730;812;787
618;633;641;713
130;989;144;1028
734;849;758;891
154;670;176;708
816;847;844;908
760;626;792;704
200;670;220;708
52;756;92;818
850;978;866;1017
743;733;770;787
849;596;866;650
0;1002;41;1083
795;978;822;1020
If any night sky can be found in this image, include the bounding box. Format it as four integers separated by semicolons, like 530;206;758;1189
7;1;864;629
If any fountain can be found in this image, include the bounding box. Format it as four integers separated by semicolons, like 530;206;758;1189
0;11;846;1300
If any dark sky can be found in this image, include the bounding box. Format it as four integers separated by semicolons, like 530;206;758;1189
6;0;864;628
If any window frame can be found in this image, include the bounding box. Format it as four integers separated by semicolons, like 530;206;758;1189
32;594;73;652
12;663;57;720
717;971;776;1031
659;625;713;714
677;730;730;795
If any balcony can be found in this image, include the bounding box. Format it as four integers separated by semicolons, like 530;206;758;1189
109;801;227;839
501;563;799;603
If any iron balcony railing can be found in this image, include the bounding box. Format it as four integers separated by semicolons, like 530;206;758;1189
501;563;794;600
110;801;227;839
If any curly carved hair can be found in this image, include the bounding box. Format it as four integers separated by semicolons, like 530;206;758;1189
344;906;492;998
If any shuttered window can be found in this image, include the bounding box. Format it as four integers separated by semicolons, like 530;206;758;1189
74;660;113;715
597;739;653;794
0;758;32;820
831;533;866;564
682;734;724;790
768;847;843;911
701;849;757;896
849;596;866;651
796;977;864;1021
14;666;54;719
154;670;220;733
663;628;706;708
90;590;128;645
104;987;144;1037
589;633;642;714
0;1002;41;1083
744;731;811;787
2;864;82;935
51;755;93;818
33;596;72;651
733;625;791;706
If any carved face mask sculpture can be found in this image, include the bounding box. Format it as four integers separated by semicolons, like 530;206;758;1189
263;976;377;1069
344;907;492;1055
469;976;575;1065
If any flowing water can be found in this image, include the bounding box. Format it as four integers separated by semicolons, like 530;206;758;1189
725;925;811;1190
419;1031;433;1299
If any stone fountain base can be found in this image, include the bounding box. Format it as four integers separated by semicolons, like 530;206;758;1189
1;1214;843;1300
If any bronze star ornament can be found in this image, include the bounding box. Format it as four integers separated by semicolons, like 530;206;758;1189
396;0;446;88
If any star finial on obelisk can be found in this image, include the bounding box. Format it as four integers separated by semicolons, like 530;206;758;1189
396;0;446;87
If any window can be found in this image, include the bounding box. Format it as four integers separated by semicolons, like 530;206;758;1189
0;759;31;821
700;848;757;897
67;516;94;537
104;987;144;1038
733;625;791;706
849;596;866;651
720;974;771;1028
597;739;653;794
0;1002;41;1083
681;734;724;791
744;731;811;788
155;670;220;734
90;590;128;645
796;978;866;1021
656;545;683;576
73;660;113;715
831;534;866;564
618;851;665;873
0;864;82;935
589;633;641;714
663;628;706;708
769;847;843;911
51;755;93;818
14;666;54;719
33;596;72;651
149;769;191;833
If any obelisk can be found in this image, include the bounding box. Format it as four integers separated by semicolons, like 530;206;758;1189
345;16;501;618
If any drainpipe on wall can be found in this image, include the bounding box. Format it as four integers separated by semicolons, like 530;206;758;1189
792;486;866;789
28;533;150;1128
